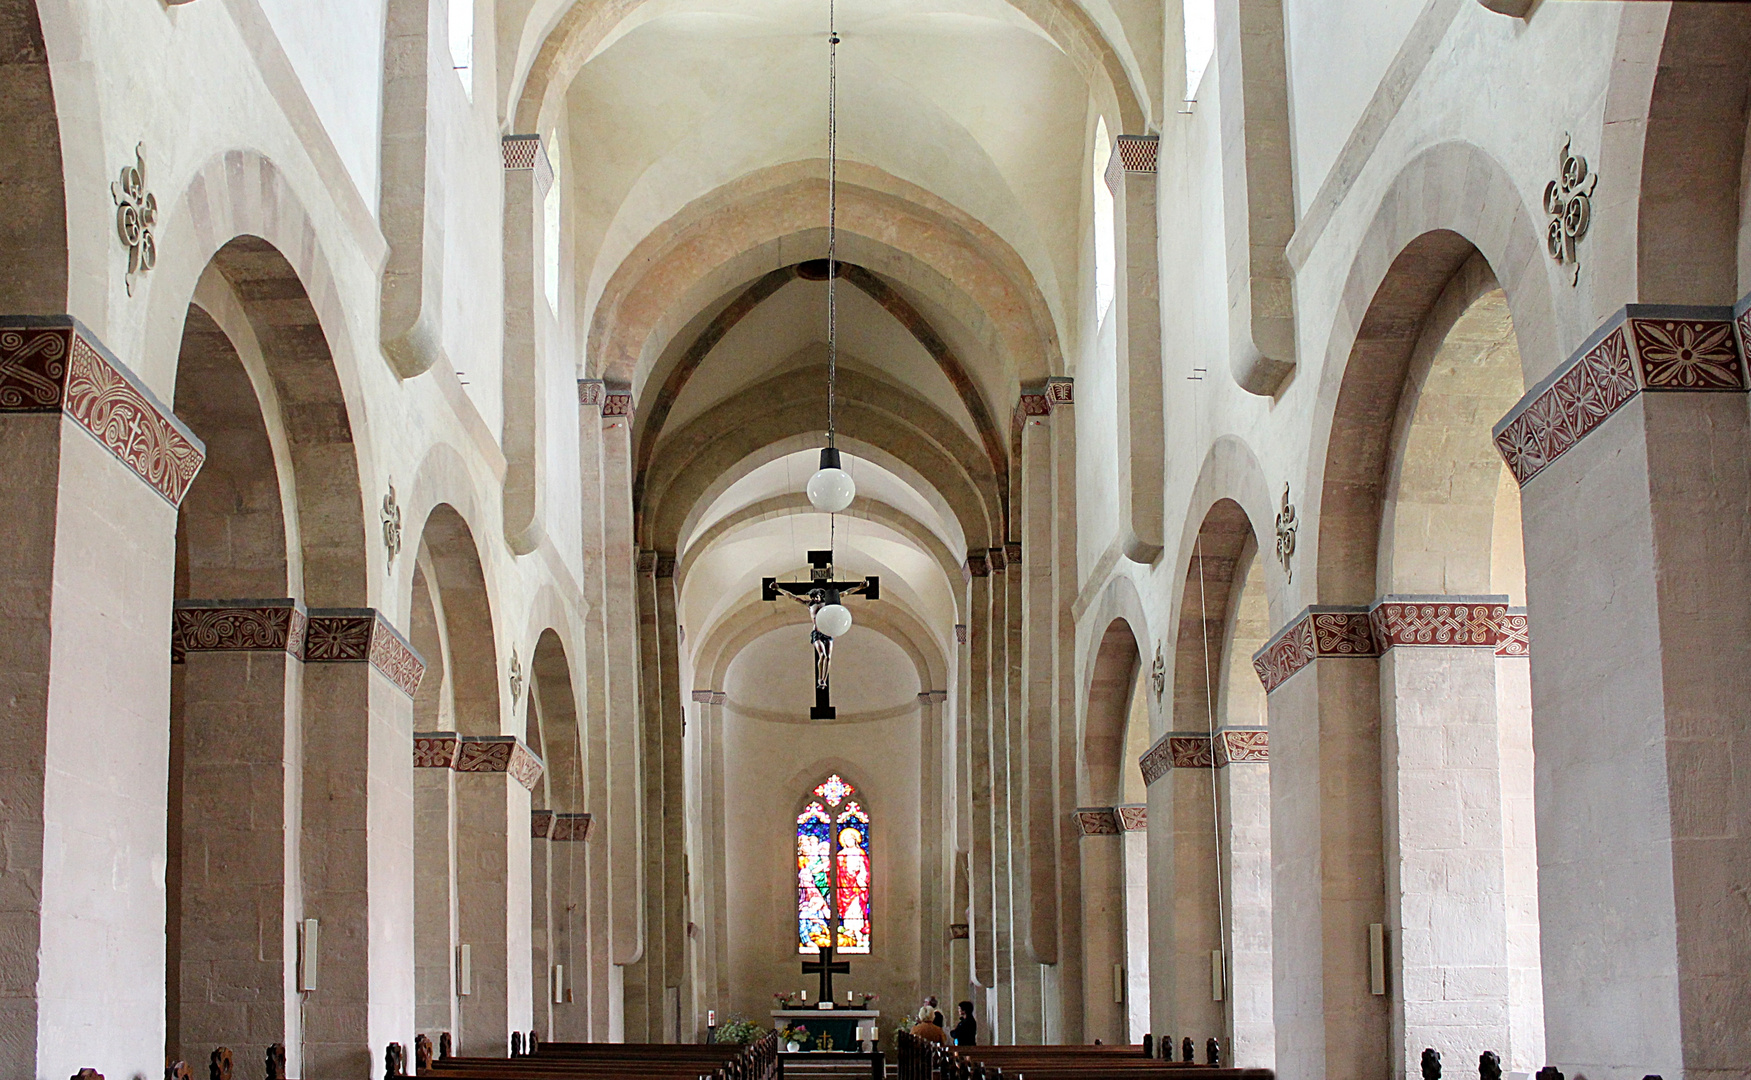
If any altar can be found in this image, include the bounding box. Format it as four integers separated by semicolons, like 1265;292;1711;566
769;1008;880;1053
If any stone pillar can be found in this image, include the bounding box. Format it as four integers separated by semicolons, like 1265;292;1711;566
548;812;594;1039
300;610;424;1075
169;601;305;1070
918;690;950;1003
1017;387;1061;996
1494;611;1542;1074
500;135;553;553
964;555;996;994
531;809;554;1037
654;554;687;1040
578;378;638;1039
1492;304;1751;1078
1046;378;1082;1044
1372;598;1515;1076
986;545;1016;1040
1253;609;1387;1080
1074;808;1126;1043
1214;730;1273;1068
1109;136;1164;564
690;690;730;1027
449;734;542;1055
0;319;204;1079
1138;736;1222;1050
413;734;460;1041
1117;806;1150;1043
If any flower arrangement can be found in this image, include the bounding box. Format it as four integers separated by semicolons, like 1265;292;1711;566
777;1022;810;1048
715;1017;765;1046
856;991;879;1008
773;991;807;1009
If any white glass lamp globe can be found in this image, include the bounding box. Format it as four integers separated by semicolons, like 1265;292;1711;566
815;603;853;638
806;447;856;513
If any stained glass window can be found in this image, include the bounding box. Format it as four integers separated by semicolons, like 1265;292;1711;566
796;775;871;953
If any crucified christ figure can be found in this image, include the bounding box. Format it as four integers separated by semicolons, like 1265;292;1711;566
781;588;834;690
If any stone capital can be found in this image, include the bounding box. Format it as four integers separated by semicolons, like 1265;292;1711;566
0;316;207;507
1495;302;1751;486
1072;807;1120;836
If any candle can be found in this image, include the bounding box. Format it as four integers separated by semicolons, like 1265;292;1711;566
801;990;808;1003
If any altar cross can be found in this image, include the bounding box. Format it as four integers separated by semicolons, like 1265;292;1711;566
802;944;850;1004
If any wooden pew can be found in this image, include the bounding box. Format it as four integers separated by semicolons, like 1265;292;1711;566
896;1032;1272;1080
417;1033;777;1080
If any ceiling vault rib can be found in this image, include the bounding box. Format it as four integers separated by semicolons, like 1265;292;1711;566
632;261;1012;538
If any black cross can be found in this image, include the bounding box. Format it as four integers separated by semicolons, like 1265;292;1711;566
801;944;850;1005
762;550;879;719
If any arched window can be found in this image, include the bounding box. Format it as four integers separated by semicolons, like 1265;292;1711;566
796;774;871;954
448;0;474;98
1093;119;1115;318
544;140;563;314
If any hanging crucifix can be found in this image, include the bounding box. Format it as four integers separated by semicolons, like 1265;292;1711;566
763;550;879;719
802;944;851;1006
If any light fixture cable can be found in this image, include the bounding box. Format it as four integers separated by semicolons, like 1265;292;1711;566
826;0;840;452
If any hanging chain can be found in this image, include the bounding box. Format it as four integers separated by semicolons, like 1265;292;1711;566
826;0;839;449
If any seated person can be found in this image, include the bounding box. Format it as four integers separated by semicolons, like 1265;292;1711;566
911;1011;949;1046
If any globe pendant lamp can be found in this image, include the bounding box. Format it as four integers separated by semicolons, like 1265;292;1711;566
815;589;853;638
807;1;856;519
807;446;856;513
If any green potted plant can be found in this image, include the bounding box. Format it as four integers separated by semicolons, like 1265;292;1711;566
715;1017;765;1047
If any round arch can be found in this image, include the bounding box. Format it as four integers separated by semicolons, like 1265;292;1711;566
641;365;1004;551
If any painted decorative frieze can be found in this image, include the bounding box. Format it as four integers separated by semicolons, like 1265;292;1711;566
0;319;208;507
1139;735;1174;786
367;615;426;696
1018;389;1051;417
1170;735;1216;769
1494;305;1747;486
452;734;545;792
1370;598;1506;648
1497;610;1530;657
1215;728;1269;765
1113;135;1159;174
552;813;592;841
949;923;970;940
532;809;554;839
917;690;948;704
1045;377;1073;407
601;382;633;418
501;134;554;190
1251;608;1376;693
172;600;305;656
1073;807;1120;836
413;732;460;768
1142;729;1271;779
1115;805;1147;832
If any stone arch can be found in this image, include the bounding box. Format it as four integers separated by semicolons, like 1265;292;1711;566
506;0;1147;151
164;265;303;1073
144;151;377;601
1078;609;1144;1047
678;492;965;609
1633;4;1751;304
0;0;66;315
1311;221;1544;1074
414;503;501;736
528;627;586;1037
641;364;1003;552
633;261;1011;503
587;161;1065;390
1301;147;1559;565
